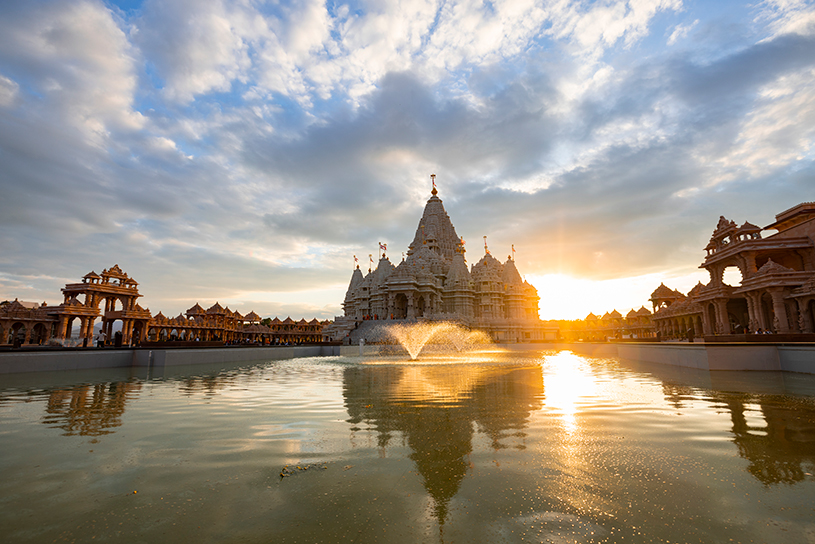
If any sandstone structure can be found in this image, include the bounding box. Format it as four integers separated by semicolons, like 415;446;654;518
1;265;327;347
651;202;815;337
558;201;815;341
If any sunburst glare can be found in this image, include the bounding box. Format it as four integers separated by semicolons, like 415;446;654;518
543;351;597;434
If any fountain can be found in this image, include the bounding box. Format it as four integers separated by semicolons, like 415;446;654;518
383;321;492;360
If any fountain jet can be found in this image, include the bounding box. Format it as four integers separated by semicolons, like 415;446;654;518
385;322;492;360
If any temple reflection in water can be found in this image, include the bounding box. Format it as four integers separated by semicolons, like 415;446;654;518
0;358;811;499
42;381;141;436
722;394;815;486
342;363;545;527
657;372;815;487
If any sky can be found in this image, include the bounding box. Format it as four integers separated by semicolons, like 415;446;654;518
0;0;813;321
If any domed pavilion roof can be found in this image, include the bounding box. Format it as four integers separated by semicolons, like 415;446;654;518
501;257;523;285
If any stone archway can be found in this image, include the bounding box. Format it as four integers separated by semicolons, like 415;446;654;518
31;323;48;345
416;295;426;317
726;298;749;333
10;322;25;345
394;294;408;319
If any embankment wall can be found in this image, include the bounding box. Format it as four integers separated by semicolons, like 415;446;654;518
1;342;812;374
0;345;351;374
550;342;814;374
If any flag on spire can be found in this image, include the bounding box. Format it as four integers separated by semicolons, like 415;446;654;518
484;236;490;255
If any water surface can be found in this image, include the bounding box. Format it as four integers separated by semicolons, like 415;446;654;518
1;349;814;543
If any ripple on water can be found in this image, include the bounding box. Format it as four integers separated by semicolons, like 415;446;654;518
1;352;815;544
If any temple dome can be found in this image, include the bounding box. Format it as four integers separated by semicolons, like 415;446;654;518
471;252;503;282
501;258;523;286
445;251;472;289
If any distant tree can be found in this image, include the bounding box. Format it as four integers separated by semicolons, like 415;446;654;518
260;317;272;327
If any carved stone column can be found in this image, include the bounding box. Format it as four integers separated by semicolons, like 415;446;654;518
694;316;703;337
85;317;96;342
122;320;132;344
744;292;758;332
714;299;731;334
743;251;758;277
767;288;790;333
57;316;68;340
700;306;712;335
797;298;815;333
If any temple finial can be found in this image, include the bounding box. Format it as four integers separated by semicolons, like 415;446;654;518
431;174;437;196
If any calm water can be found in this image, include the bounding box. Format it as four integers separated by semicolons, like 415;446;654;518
1;349;815;543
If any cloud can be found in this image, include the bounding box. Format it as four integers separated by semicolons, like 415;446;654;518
136;0;253;103
1;0;814;320
668;19;699;45
0;0;143;140
0;73;18;106
759;0;815;38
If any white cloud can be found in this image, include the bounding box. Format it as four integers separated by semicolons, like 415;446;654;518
0;0;143;140
137;0;254;102
548;0;683;57
133;0;684;112
0;73;18;106
667;19;698;45
713;67;815;178
759;0;815;38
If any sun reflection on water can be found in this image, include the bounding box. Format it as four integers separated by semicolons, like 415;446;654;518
542;351;597;434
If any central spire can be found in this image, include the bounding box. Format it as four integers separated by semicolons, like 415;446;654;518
407;175;459;262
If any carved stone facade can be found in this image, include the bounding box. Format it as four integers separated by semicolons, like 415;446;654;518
1;265;152;347
330;184;557;343
652;202;815;336
558;307;655;341
146;307;324;344
2;265;327;347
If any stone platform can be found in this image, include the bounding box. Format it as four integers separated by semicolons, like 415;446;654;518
552;341;815;374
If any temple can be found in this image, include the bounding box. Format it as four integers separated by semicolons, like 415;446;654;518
325;179;557;342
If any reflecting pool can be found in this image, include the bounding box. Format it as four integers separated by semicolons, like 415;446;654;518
2;349;815;543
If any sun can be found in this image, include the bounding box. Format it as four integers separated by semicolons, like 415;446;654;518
526;271;710;321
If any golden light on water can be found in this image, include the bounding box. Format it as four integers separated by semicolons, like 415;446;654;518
542;351;596;434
